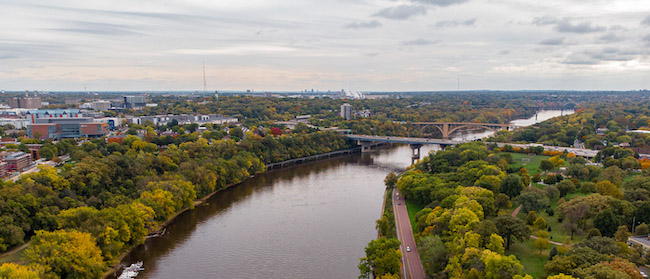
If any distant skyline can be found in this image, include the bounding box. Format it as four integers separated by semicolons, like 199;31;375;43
1;0;649;91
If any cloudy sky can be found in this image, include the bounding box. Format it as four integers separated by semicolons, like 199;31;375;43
1;0;649;91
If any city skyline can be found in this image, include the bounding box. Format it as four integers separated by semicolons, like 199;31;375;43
1;0;649;91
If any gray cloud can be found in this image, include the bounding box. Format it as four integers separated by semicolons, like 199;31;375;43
410;0;469;7
642;15;650;26
563;48;641;65
556;19;606;33
598;33;621;43
539;37;565;45
373;5;427;20
533;16;606;33
645;34;650;42
433;18;476;29
562;54;599;65
402;38;440;46
344;20;382;29
532;16;559;26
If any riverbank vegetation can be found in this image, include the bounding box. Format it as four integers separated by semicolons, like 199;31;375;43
0;127;352;278
395;141;647;279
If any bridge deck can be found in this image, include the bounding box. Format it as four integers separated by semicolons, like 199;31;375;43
346;134;462;145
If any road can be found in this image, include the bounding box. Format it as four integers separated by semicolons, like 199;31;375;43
490;142;599;158
393;189;426;279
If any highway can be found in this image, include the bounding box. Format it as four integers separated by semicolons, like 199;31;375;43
393;189;426;279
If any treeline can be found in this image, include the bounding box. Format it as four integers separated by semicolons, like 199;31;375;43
384;142;648;279
0;129;352;278
491;100;650;149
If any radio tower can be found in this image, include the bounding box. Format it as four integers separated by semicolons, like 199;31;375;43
202;61;207;93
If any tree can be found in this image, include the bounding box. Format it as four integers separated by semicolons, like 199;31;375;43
540;159;554;172
586;228;602;239
494;193;510;209
384;173;398;189
358;237;401;278
534;237;550;254
516;191;550;213
494;215;530;250
613;225;631;242
594;209;620;237
601;166;625;186
25;230;104;279
0;263;47;279
526;211;538;225
499;174;524;198
549;246;559;260
418;235;448;277
534;217;547;230
556;180;576;197
635;223;649;236
547;274;577;279
595;180;623;199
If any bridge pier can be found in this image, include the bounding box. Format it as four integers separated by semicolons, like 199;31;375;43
410;144;423;164
358;140;373;153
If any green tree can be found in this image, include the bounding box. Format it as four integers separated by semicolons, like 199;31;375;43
499;174;524;198
635;223;649;236
613;225;631;242
516;191;549;213
358;238;401;279
540;159;554;172
0;263;47;279
494;215;530;250
601;166;626;186
594;209;620;237
526;211;538;225
25;230;104;279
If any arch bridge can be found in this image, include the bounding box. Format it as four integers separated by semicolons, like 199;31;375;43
408;122;511;139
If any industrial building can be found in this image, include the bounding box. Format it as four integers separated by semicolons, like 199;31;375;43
27;117;109;139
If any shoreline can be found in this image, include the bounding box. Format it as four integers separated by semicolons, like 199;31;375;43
102;146;360;278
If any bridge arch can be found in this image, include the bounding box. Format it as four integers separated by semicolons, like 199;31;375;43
447;124;499;138
420;124;444;136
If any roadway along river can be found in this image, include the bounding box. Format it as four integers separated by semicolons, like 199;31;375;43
112;110;571;279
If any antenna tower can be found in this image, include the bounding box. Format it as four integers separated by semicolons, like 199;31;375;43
202;61;207;92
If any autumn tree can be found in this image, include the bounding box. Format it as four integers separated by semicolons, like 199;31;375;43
25;230;104;279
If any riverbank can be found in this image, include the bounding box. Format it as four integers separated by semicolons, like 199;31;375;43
103;146;362;278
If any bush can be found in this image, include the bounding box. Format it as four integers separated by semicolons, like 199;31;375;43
544;174;558;185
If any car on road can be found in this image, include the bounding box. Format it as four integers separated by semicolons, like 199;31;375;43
398;202;401;205
406;246;410;252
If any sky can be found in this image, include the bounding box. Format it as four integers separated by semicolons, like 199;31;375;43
1;0;649;91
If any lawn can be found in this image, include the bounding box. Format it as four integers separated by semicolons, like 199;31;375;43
507;152;551;176
508;239;554;279
405;199;423;234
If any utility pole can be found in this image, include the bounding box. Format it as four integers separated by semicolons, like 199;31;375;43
202;61;207;93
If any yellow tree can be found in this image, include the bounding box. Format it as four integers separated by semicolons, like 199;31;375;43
25;230;104;279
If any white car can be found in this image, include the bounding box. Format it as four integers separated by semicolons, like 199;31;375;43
406;246;411;252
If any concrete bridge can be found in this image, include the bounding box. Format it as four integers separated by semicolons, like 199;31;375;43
401;122;511;139
346;134;464;163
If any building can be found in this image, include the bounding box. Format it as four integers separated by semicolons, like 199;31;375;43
1;151;32;172
341;103;352;120
27;117;109;139
90;100;111;111
128;114;238;126
123;96;147;109
0;162;7;177
10;94;42;109
628;236;650;252
0;118;30;129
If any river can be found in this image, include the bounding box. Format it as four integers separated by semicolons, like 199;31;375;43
112;109;572;279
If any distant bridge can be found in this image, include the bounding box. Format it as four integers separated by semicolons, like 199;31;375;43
397;122;511;139
346;134;465;164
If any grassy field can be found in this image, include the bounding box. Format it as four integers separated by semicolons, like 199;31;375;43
405;199;423;234
507;239;553;279
508;152;551;176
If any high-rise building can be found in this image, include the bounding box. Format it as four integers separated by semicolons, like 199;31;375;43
10;91;42;109
341;103;352;120
90;100;111;111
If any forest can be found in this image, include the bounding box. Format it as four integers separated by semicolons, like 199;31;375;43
0;127;350;278
361;138;650;278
